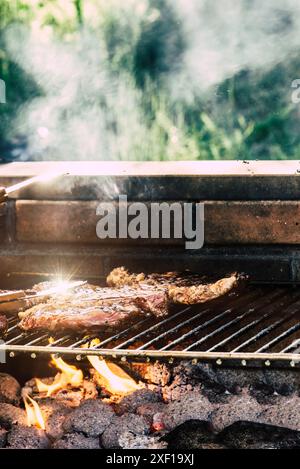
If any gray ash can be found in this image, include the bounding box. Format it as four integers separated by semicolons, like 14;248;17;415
39;399;72;440
101;414;149;449
63;399;115;437
52;432;101;449
0;374;21;406
116;388;162;415
119;432;167;449
136;402;167;426
159;391;214;431
7;425;50;449
209;392;262;432
0;403;26;430
258;395;300;431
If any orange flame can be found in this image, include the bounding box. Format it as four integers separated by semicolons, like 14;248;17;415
35;355;83;397
86;339;143;395
23;394;45;430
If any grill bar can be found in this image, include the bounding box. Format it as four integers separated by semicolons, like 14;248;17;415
2;285;300;366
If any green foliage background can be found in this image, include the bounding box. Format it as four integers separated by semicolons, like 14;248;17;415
0;0;299;161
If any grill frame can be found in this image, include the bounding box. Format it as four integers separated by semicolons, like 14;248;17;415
3;285;300;367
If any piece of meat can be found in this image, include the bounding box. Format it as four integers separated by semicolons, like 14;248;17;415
168;275;239;305
107;267;242;305
18;284;168;332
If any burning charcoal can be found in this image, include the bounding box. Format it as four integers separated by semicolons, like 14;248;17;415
209;393;262;432
136;402;167;426
23;377;98;408
119;432;168;449
0;374;21;406
0;427;7;448
187;362;226;393
132;362;171;386
7;425;50;449
63;399;115;437
116;388;162;415
39;399;72;440
218;421;300;449
54;379;98;408
161;375;203;402
215;368;267;394
52;433;101;449
82;379;98;400
101;414;149;449
263;370;300;396
165;420;216;450
258;395;300;431
22;377;52;398
160;391;214;431
248;383;279;404
0;403;26;429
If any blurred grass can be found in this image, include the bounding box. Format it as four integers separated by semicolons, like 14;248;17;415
0;0;299;160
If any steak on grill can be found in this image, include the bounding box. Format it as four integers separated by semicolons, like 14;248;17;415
18;284;168;332
107;267;242;305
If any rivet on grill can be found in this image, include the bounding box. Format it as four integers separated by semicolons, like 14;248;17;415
192;359;198;365
76;355;82;361
121;356;127;363
216;359;222;366
146;357;151;363
31;353;36;359
241;360;247;367
290;360;296;367
9;352;15;358
265;360;271;367
168;358;174;364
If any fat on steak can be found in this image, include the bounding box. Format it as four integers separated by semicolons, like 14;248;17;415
107;267;241;305
18;283;168;332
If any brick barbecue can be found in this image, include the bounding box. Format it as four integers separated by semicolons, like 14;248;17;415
0;161;300;449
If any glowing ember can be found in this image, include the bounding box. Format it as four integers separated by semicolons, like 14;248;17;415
23;394;45;430
35;355;83;397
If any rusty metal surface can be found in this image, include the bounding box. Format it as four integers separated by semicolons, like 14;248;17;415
2;285;300;367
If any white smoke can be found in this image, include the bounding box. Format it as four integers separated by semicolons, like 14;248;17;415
4;0;300;160
4;25;148;161
170;0;300;99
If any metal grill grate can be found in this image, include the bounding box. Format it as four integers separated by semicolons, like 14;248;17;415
2;285;300;366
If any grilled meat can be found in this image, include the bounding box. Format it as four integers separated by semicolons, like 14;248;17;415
18;284;168;332
107;267;242;305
